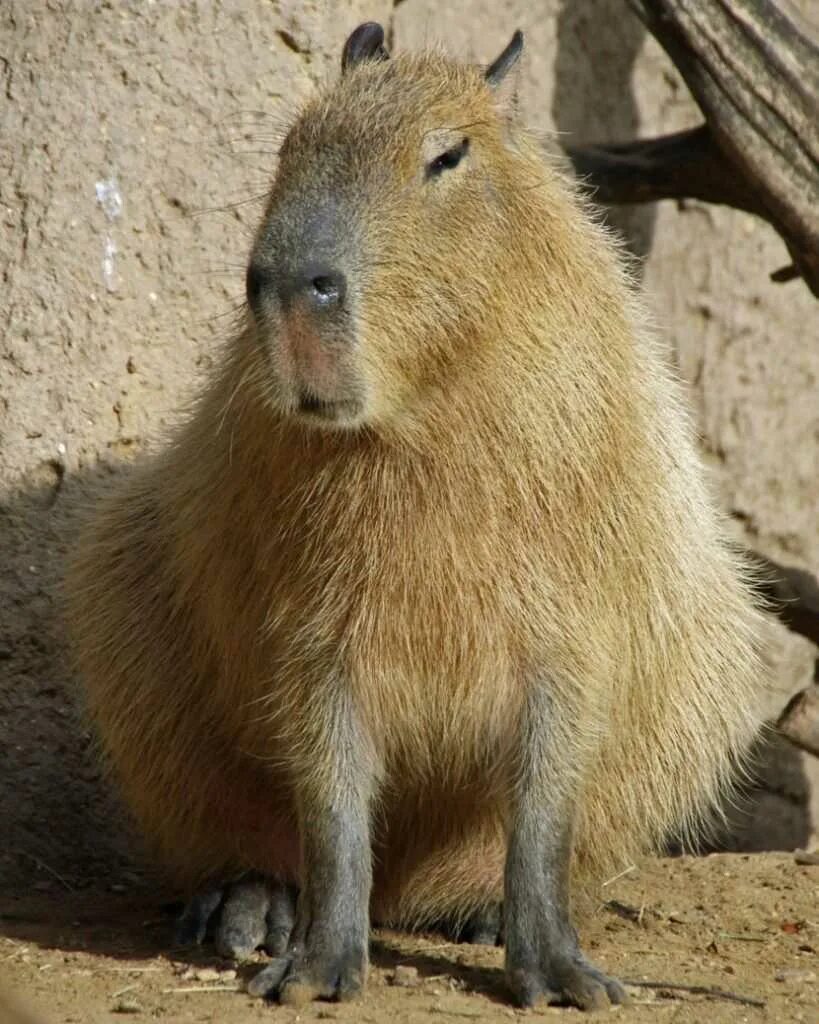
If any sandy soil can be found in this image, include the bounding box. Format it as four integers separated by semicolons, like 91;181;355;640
2;853;817;1024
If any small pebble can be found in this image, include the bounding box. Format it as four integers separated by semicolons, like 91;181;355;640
773;966;810;983
775;969;816;983
392;965;420;987
194;967;221;982
112;997;142;1014
794;849;819;866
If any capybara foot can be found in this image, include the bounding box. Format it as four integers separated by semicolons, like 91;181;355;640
175;875;297;960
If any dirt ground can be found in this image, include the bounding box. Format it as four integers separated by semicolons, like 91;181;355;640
1;854;817;1024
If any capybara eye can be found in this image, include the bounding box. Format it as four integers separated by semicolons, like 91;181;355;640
427;137;470;179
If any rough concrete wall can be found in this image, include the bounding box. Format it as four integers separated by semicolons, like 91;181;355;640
1;1;817;895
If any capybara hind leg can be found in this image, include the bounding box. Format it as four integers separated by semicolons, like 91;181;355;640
175;885;224;947
176;876;296;960
431;903;503;946
460;903;503;946
217;876;278;960
264;881;299;955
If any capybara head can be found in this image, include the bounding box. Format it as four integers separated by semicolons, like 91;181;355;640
245;24;532;431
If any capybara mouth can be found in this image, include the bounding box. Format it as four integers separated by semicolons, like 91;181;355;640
295;390;362;425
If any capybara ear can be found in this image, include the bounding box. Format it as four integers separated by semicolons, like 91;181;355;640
342;22;390;72
484;30;524;88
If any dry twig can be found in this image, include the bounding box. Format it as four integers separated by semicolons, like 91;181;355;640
625;978;765;1007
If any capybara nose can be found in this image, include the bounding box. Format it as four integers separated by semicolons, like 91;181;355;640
304;268;346;310
246;262;347;314
280;265;347;313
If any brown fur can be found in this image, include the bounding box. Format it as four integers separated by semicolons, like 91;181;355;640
65;43;765;932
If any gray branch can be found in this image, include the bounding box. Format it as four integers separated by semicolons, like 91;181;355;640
566;0;819;297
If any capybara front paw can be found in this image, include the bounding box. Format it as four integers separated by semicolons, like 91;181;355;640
506;954;628;1011
247;944;367;1005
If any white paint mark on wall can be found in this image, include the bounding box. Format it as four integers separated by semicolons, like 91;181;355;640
102;235;118;292
95;178;123;221
96;177;123;290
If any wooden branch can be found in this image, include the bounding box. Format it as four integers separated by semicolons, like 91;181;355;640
568;1;819;297
566;125;762;214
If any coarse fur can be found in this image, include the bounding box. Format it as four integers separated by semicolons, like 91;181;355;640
65;40;765;941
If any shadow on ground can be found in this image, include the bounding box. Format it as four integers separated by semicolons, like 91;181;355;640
0;884;510;1003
